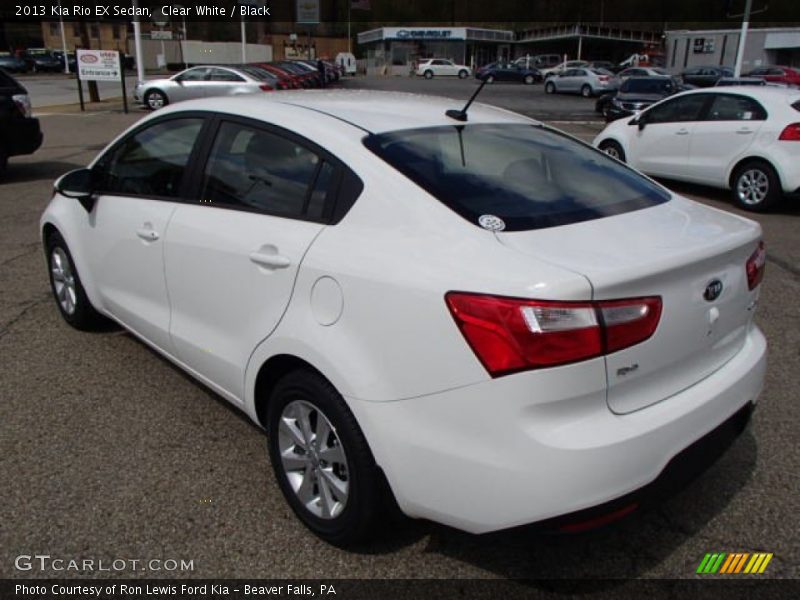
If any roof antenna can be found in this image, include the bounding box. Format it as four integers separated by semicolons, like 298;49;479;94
446;77;488;122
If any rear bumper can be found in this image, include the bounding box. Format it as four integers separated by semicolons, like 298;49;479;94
4;117;42;157
349;326;766;534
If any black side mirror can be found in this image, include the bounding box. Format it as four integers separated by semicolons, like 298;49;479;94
55;168;96;213
637;116;647;131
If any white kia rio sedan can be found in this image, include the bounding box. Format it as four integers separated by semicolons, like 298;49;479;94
594;87;800;212
41;91;767;545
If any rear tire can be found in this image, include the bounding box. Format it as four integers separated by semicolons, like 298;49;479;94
731;160;783;212
458;69;468;79
545;81;556;94
423;70;433;80
144;89;168;110
267;369;386;546
599;140;626;162
523;74;534;85
45;231;108;331
486;75;495;84
581;84;593;98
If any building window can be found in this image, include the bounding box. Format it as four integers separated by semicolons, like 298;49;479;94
113;25;120;39
72;23;80;37
49;23;59;36
90;24;99;39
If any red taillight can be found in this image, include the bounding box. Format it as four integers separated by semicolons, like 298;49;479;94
778;123;800;141
746;241;766;290
598;75;609;82
445;293;662;377
259;84;274;92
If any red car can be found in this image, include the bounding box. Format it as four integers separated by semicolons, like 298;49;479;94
746;66;800;86
249;63;302;89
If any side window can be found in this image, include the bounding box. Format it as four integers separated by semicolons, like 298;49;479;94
209;69;245;82
200;121;325;218
306;161;335;220
175;68;208;82
99;118;204;198
646;95;708;124
707;94;767;121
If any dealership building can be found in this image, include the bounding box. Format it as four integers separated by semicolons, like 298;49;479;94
664;27;800;74
357;27;514;75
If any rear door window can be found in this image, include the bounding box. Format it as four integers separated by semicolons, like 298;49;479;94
706;94;767;121
200;121;328;219
645;94;709;124
364;124;669;231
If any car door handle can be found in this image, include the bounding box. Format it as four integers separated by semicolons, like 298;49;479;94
249;247;291;270
675;129;689;135
136;228;159;241
736;129;754;134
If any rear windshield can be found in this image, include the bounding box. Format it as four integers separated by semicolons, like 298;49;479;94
364;124;670;231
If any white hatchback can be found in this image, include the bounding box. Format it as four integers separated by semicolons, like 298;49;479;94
594;87;800;211
41;91;767;545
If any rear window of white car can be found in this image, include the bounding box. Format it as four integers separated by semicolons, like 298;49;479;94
365;124;670;231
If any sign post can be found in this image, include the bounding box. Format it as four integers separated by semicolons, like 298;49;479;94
76;49;126;113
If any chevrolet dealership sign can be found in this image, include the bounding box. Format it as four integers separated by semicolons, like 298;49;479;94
385;27;467;41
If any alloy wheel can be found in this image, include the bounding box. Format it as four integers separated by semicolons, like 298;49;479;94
51;247;77;315
278;400;349;520
736;169;769;206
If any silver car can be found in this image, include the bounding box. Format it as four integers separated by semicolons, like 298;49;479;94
134;66;273;110
544;67;619;97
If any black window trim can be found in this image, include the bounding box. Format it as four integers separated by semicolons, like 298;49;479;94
184;113;362;225
643;93;714;124
91;111;214;203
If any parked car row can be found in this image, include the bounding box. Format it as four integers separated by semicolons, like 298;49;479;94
134;61;343;110
475;62;542;84
544;67;618;97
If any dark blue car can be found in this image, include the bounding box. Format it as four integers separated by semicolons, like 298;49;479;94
476;62;542;85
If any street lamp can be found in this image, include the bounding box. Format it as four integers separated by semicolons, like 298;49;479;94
58;0;69;73
173;3;188;69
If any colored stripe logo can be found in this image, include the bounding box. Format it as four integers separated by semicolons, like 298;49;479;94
697;552;773;574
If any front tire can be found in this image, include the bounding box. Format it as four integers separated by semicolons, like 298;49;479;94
599;140;626;162
144;89;168;110
731;160;783;212
486;75;495;84
423;70;433;80
523;74;534;85
46;231;108;330
545;81;556;94
267;369;384;546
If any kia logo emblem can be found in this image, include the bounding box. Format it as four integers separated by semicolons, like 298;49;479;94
80;55;98;63
704;279;723;302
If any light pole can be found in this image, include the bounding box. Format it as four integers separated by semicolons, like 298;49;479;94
132;0;145;82
173;3;188;69
58;0;69;74
734;0;753;77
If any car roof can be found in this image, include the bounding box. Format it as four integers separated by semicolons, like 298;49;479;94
156;90;537;134
675;85;800;106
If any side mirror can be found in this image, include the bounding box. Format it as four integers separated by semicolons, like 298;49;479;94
55;168;96;213
637;115;648;131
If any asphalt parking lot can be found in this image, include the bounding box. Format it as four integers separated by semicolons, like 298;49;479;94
1;80;799;583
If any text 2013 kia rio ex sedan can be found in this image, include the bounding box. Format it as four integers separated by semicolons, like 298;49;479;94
41;91;767;545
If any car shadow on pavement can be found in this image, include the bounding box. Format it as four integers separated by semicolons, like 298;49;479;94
657;178;800;216
2;160;83;184
417;427;757;585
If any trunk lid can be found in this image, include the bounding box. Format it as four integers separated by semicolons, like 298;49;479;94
497;197;762;414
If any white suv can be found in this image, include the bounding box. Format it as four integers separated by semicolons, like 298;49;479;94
416;58;471;79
